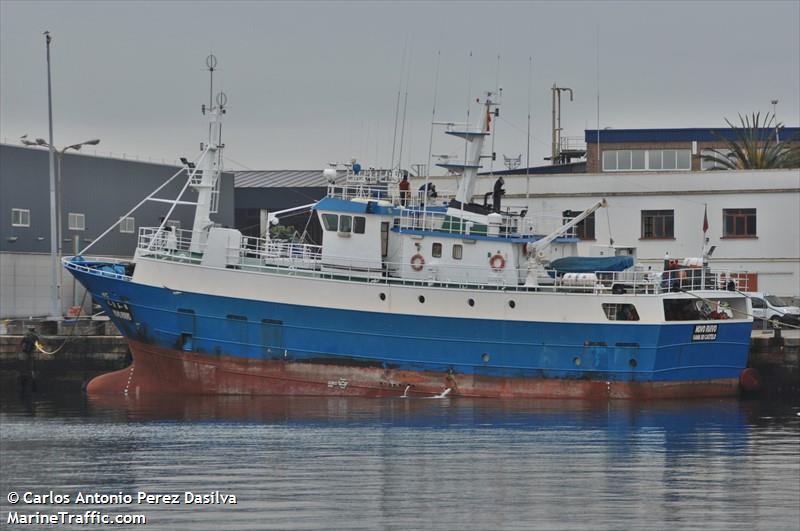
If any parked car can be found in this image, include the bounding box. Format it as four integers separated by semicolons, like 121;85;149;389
745;292;800;327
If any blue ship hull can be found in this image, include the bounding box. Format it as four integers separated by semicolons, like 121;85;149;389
70;265;752;399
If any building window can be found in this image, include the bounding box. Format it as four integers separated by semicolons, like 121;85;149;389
723;208;756;238
68;212;85;231
452;244;463;260
321;214;338;231
119;216;135;233
603;149;690;171
641;210;674;239
353;216;366;234
631;150;645;170
11;208;30;227
701;149;734;170
432;242;442;258
648;150;662;170
562;210;595;240
602;150;617;171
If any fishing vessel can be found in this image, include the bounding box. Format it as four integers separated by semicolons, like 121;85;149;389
65;72;755;399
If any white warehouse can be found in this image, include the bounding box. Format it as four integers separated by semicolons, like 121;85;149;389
428;168;800;298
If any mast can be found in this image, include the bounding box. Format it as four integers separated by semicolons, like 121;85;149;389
189;54;227;253
446;91;498;204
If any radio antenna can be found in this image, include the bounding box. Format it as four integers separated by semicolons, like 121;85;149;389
488;53;501;177
206;54;217;112
526;56;532;200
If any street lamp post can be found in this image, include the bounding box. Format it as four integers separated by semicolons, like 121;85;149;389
27;31;100;319
21;135;100;314
771;99;779;142
44;31;59;320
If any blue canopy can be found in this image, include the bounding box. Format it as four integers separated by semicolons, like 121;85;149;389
549;255;634;274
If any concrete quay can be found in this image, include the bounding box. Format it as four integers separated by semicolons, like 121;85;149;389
748;328;800;395
0;318;129;391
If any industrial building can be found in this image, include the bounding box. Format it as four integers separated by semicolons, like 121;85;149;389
233;170;327;243
433;166;800;298
583;127;800;173
0;144;234;318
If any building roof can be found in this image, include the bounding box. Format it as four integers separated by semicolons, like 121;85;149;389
584;127;800;144
234;170;330;188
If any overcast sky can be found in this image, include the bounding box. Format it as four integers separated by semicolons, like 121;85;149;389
2;1;798;172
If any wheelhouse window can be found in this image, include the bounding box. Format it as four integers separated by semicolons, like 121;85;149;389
602;303;639;321
68;212;85;231
432;242;442;258
641;210;674;239
339;215;352;233
723;208;756;238
321;214;338;231
452;244;463;260
11;208;30;227
119;216;135;234
322;213;363;235
562;210;595;240
353;216;366;234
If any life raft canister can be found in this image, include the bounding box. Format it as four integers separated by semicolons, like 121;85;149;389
410;253;425;272
489;254;506;272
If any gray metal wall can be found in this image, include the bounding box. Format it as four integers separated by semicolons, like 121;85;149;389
0;144;234;318
234;186;326;242
0;144;234;256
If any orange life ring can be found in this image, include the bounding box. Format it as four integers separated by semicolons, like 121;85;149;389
410;253;425;272
489;254;506;272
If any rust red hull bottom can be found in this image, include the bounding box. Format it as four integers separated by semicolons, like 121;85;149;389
86;340;742;400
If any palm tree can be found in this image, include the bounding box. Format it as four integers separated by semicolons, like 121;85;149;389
702;112;800;169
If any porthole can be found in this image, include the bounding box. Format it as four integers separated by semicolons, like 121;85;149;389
573;356;582;366
468;298;475;307
379;293;386;301
508;300;516;309
629;358;638;368
418;295;425;303
481;353;490;363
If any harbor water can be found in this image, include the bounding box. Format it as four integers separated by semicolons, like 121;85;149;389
1;389;798;530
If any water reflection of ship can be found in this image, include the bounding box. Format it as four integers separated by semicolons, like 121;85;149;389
87;395;750;444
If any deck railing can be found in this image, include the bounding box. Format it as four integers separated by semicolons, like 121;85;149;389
138;226;198;253
133;227;750;295
395;209;574;239
326;182;455;210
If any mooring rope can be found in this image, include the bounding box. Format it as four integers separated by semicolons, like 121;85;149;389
32;289;91;355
